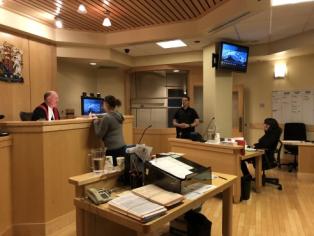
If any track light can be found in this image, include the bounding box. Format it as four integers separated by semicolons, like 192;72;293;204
102;12;111;27
77;4;87;14
55;18;63;28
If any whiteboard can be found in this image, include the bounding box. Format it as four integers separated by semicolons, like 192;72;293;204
272;90;314;124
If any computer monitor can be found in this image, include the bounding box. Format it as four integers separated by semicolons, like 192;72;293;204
81;96;104;115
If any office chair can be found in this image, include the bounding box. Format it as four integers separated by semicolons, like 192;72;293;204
19;111;33;121
275;141;283;166
261;134;282;190
282;123;306;172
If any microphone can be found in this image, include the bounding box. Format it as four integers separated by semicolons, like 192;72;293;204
137;124;152;144
0;114;4;120
203;117;215;137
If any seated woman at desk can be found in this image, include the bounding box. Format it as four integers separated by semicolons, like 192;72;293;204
93;95;126;166
241;118;282;177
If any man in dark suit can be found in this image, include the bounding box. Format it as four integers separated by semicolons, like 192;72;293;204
32;91;60;121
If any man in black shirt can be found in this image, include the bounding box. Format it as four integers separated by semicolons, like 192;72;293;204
173;95;200;139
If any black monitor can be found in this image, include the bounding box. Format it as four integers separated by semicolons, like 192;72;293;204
81;96;104;115
218;42;249;72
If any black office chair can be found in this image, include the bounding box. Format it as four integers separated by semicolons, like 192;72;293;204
261;134;282;190
282;123;306;172
19;111;33;121
275;141;283;166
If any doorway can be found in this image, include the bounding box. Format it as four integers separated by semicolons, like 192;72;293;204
232;85;244;137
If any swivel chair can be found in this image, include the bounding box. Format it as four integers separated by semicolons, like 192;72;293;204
19;111;33;121
261;134;282;190
282;123;306;172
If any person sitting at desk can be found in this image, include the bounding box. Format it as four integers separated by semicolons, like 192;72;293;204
31;91;60;121
241;118;282;178
173;95;200;139
93;95;126;166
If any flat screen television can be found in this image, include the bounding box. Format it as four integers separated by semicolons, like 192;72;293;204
81;96;104;115
218;42;249;72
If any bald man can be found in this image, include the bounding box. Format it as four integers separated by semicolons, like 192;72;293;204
31;91;60;121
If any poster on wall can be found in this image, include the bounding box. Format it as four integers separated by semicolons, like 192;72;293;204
0;41;24;83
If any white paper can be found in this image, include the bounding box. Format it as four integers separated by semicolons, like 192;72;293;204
150;156;193;179
182;183;216;200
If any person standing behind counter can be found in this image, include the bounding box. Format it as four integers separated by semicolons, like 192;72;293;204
32;91;60;121
93;95;126;166
173;95;200;139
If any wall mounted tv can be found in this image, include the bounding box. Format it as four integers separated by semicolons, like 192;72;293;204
81;96;104;115
218;42;249;72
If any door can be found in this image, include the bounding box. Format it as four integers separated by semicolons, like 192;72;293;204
232;85;244;137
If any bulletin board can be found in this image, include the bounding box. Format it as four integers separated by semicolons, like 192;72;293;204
272;90;314;124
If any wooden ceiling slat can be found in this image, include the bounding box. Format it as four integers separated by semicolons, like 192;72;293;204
199;0;211;9
122;1;155;26
154;0;179;22
160;0;185;21
108;1;146;28
137;0;167;24
137;0;168;23
133;0;166;24
192;0;206;13
14;0;106;32
181;0;198;17
175;0;195;19
6;0;228;32
167;0;190;20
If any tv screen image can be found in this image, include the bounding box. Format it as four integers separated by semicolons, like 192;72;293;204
81;97;104;115
219;42;249;72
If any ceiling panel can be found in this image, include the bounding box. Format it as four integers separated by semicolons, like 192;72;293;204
2;0;229;32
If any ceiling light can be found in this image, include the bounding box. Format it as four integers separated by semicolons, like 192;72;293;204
272;0;314;6
156;40;187;49
102;12;111;27
89;62;97;66
0;0;4;6
55;19;63;28
103;0;110;5
173;70;180;73
77;4;87;14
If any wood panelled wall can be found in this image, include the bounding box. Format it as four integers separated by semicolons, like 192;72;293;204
0;32;56;121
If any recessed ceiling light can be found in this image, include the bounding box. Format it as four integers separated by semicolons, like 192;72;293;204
103;0;110;5
89;62;97;66
55;19;63;28
156;40;187;49
173;70;180;73
272;0;314;6
77;4;87;14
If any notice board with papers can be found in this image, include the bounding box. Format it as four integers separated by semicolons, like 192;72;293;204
272;90;314;124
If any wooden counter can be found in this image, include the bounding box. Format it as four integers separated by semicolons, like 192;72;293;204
0;136;13;236
169;138;263;203
133;128;176;154
0;116;133;236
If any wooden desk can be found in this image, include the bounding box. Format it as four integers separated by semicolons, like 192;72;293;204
0;116;133;236
169;138;263;203
0;136;12;236
282;140;314;179
69;171;237;236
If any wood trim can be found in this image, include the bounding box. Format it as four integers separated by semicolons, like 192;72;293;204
68;171;122;187
134;128;176;135
0;136;12;148
0;226;13;236
168;138;243;152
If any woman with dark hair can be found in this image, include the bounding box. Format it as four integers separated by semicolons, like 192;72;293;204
241;118;282;177
93;95;126;166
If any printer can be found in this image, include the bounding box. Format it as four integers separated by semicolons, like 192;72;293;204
144;156;212;193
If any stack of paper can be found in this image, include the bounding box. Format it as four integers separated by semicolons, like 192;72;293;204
108;192;167;223
132;184;184;207
149;156;193;179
